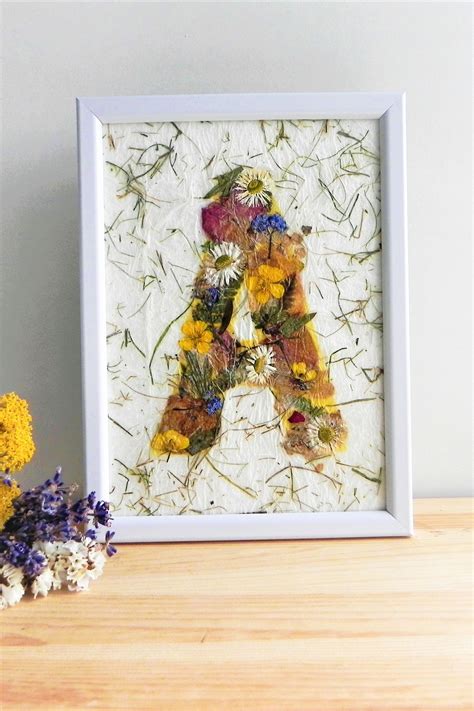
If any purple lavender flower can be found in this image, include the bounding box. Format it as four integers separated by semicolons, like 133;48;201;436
250;214;270;233
105;531;117;557
23;550;46;578
93;500;111;528
0;541;46;579
205;396;223;415
7;541;30;566
0;469;116;580
268;214;288;233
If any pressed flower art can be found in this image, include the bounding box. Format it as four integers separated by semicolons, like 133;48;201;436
103;119;385;515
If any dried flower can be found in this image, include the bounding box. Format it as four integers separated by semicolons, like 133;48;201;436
250;213;288;233
179;320;214;355
245;345;277;385
205;396;223;415
30;567;55;598
104;531;117;557
288;411;306;424
203;287;221;305
307;411;347;456
0;469;115;609
0;393;35;473
151;429;190;454
201;198;264;243
206;242;244;287
291;362;317;383
250;214;271;233
234;169;273;208
268;214;288;233
248;265;285;305
32;538;106;594
0;563;25;609
0;478;21;530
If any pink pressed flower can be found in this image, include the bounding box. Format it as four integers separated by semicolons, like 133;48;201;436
202;196;265;243
288;411;306;424
202;202;229;243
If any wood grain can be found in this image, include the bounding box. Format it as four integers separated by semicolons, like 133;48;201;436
1;498;472;710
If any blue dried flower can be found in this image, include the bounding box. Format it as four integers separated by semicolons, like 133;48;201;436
250;214;270;233
204;287;220;305
268;214;288;233
205;396;223;415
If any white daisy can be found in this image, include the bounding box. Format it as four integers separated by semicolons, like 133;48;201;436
307;412;346;455
245;345;277;385
206;242;244;287
234;169;273;208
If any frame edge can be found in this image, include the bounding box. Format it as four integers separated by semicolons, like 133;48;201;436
77;92;413;540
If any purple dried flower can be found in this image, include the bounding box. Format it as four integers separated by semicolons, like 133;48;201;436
204;287;221;305
105;531;117;557
93;500;111;528
23;550;46;578
0;469;116;580
7;541;30;566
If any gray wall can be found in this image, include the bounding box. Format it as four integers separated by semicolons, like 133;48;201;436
1;2;472;496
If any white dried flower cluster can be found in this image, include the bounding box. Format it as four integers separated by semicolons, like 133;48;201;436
0;537;107;609
0;564;25;610
31;538;106;597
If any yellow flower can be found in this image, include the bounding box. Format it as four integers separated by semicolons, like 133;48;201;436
0;478;21;529
291;362;317;383
151;429;190;454
0;393;35;473
248;264;285;305
179;320;214;354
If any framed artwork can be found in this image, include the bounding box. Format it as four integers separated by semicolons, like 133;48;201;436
77;92;412;541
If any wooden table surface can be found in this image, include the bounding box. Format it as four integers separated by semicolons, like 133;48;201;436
1;498;472;710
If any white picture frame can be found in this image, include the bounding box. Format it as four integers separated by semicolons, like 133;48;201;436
77;92;412;541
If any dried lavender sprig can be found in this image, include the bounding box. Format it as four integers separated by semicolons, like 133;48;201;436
0;468;115;580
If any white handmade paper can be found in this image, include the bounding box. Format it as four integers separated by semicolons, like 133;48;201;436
103;119;385;516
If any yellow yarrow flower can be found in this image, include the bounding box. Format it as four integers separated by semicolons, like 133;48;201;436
151;429;190;454
179;320;214;355
0;393;35;473
248;264;285;305
0;478;21;530
291;362;317;383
